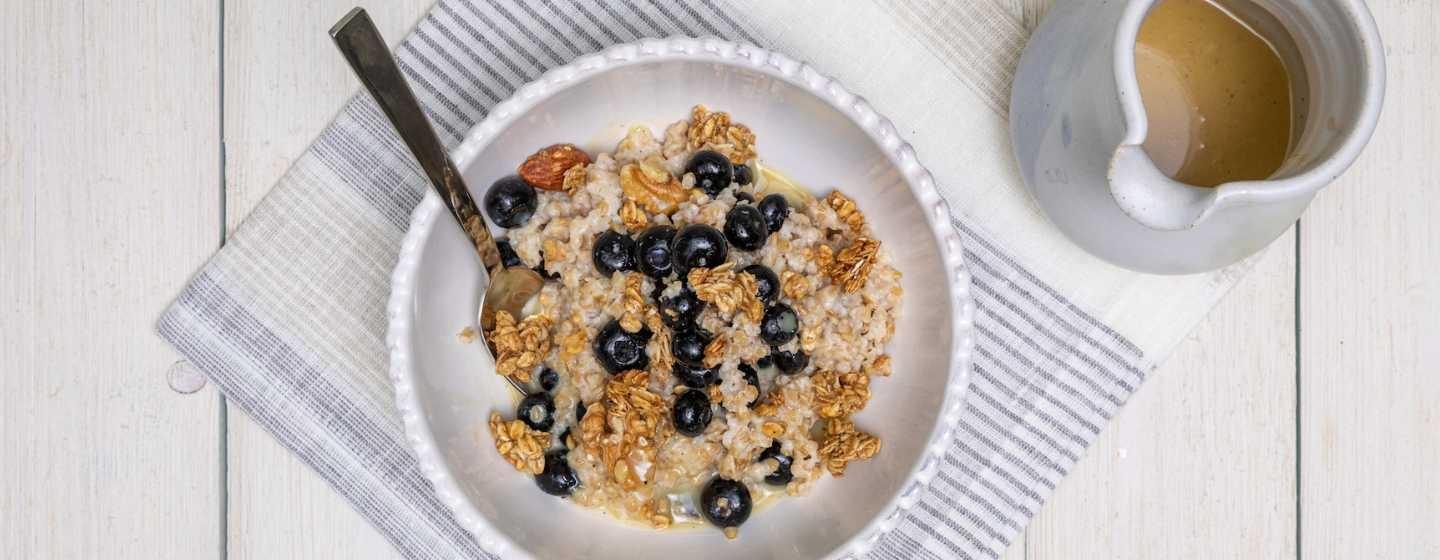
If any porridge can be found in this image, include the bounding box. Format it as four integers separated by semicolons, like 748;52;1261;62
478;106;901;538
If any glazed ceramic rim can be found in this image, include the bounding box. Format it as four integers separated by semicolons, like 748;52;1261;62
1112;0;1386;209
386;36;976;560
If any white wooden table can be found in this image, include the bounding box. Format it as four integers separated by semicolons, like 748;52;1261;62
3;1;1436;558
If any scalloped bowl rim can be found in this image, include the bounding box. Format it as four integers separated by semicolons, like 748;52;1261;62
386;36;976;559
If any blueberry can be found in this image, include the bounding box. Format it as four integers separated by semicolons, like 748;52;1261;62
739;363;761;407
672;389;713;437
760;304;800;346
670;224;729;275
771;349;809;374
756;355;773;369
742;264;779;303
671;326;712;368
757;194;790;234
758;441;794;485
686;150;734;197
660;288;705;327
593;319;651;374
700;478;752;528
673;362;720;389
484;176;538;228
733;163;753;186
734;191;755;203
592;230;636;276
535;450;580;496
496;239;524;268
634;225;676;279
538;367;559;392
723;205;769;252
516;393;555;432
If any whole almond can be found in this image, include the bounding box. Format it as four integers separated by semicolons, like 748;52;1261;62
518;143;592;191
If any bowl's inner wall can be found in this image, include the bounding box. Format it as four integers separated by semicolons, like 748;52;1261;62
408;59;953;558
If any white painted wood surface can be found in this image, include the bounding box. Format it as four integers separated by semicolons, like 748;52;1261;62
1300;2;1440;558
0;1;1434;558
0;1;223;559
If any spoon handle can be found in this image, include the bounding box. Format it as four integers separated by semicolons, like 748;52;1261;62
330;8;500;270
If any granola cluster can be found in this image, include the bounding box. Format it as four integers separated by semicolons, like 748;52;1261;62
687;263;765;323
819;418;882;477
825;191;866;234
827;237;882;294
489;412;547;475
596;370;668;489
686;105;757;164
488;311;552;382
812;370;872;419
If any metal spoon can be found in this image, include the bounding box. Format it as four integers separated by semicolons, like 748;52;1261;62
330;8;543;394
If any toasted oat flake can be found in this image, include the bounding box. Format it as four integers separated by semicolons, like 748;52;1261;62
620;273;648;333
644;309;674;372
620;199;649;231
456;326;477;344
761;421;785;439
543;238;567;263
819;418;881;477
781;270;812;300
702;336;727;368
489;412;547;475
866;355;893;377
561;163;589;195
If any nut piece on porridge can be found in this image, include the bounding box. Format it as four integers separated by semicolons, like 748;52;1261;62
519;143;592;191
819;418;882;477
479;108;903;537
620;159;689;214
489;412;547;475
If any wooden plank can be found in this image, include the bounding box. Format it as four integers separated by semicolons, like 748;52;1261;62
1300;2;1440;557
1012;0;1296;556
1025;230;1298;558
0;1;223;558
222;1;432;557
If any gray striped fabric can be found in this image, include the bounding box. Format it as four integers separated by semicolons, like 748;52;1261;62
158;1;1149;558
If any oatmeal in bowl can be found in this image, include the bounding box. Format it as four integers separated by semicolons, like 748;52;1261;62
478;106;902;538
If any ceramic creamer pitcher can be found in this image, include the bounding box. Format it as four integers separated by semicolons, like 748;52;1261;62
1010;0;1385;274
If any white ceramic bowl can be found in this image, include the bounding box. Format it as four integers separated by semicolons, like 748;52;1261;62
387;37;975;560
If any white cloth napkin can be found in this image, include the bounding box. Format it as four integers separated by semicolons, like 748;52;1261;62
158;1;1259;557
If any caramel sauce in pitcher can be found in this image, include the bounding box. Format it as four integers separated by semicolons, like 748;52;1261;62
1135;0;1295;187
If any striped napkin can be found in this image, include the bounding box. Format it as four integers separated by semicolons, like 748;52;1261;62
158;1;1260;558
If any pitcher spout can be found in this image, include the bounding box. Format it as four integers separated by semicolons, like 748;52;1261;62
1107;144;1220;231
